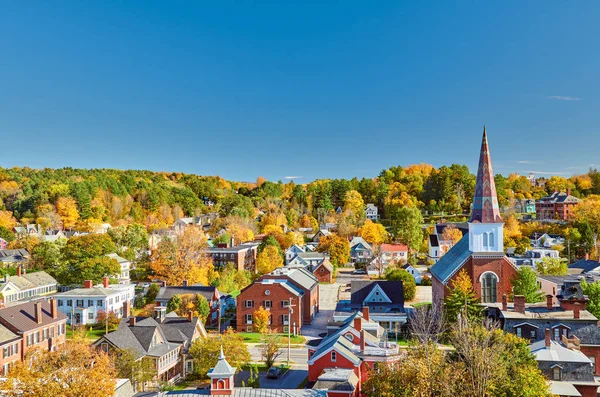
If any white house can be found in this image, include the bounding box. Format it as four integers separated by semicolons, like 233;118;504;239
106;253;132;284
365;204;378;221
531;233;565;248
54;278;135;325
402;264;422;284
285;244;305;264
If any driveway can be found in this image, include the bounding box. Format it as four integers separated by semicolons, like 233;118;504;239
301;282;338;338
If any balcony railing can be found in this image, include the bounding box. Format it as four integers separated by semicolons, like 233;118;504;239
352;343;400;357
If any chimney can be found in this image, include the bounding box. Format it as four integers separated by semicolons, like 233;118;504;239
574;302;581;319
230;237;235;247
567;188;572;196
34;302;43;324
84;280;93;289
17;266;22;277
585;253;590;261
514;295;526;314
123;301;131;319
103;277;109;289
353;316;362;332
188;310;193;322
50;298;57;319
129;316;136;327
545;328;551;347
546;294;553;310
502;294;507;311
362;306;370;321
360;329;366;353
162;280;167;288
183;280;188;287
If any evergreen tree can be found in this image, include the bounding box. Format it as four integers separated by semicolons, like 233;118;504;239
444;269;482;322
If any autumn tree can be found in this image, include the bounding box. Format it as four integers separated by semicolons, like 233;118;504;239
261;329;282;368
511;267;544;303
441;224;462;245
56;196;80;229
444;269;481;322
150;226;215;286
167;294;183;313
0;210;17;230
253;305;271;334
188;328;251;377
317;234;350;266
96;310;120;331
0;339;116;397
256;245;283;275
112;349;157;392
343;190;365;225
358;219;388;245
573;196;600;253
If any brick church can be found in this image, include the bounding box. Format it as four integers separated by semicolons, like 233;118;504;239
431;127;518;305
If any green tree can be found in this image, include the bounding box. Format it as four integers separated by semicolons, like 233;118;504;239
112;349;157;392
444;269;481;322
581;280;600;319
385;269;416;301
188;328;250;378
261;330;281;369
535;257;568;276
0;226;15;243
145;284;160;305
196;294;210;320
392;206;424;254
511;267;544;303
167;294;182;313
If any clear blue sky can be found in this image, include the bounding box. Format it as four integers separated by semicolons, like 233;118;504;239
1;2;599;182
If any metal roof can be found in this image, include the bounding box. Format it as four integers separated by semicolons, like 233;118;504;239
430;234;472;284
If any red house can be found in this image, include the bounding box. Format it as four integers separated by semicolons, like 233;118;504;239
431;128;518;305
535;190;581;222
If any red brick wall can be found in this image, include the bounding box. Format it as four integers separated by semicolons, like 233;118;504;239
236;283;302;333
580;345;600;375
211;377;232;395
314;267;332;283
0;339;21;376
259;274;318;325
575;385;598;397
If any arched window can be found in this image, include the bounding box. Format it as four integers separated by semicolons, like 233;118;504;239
489;232;495;248
481;272;498;303
217;379;225;389
482;233;489;248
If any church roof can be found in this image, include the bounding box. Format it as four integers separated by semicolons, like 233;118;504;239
469;127;502;224
208;347;236;377
430;234;473;284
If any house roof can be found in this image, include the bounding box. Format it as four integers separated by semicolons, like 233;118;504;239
156;285;219;303
265;268;318;291
0;300;67;332
0;324;20;345
133;389;327;397
2;271;57;291
430;234;472;284
308;333;361;366
529;339;592;364
0;249;30;259
54;286;130;297
548;381;582;397
297;252;328;260
538;191;581;204
469;128;502;223
349;237;372;251
350;281;404;306
314;259;334;273
380;243;408;253
106;253;130;264
569;259;600;273
314;368;359;392
572;324;600;345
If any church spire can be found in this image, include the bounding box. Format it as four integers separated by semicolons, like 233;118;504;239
469;126;502;223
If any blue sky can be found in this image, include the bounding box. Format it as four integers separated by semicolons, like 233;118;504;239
1;2;598;182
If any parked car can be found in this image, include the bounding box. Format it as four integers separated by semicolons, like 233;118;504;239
266;366;282;379
352;269;366;275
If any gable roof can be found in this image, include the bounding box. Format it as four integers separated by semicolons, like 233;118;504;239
156;285;219;303
0;300;67;332
314;259;334;273
350;281;404;306
572;324;600;345
380;243;408;253
2;271;57;291
569;259;600;273
538;191;581;204
349;237;372;251
529;339;591;364
264;267;318;291
430;234;472;284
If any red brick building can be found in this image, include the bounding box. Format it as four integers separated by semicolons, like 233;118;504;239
0;299;68;375
208;243;258;272
236;278;303;333
431;128;518;305
535;190;581;221
312;259;334;283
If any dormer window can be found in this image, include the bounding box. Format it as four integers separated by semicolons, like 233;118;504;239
331;351;337;362
552;366;561;381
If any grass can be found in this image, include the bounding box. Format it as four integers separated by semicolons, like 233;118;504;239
66;327;109;342
239;332;305;344
412;302;432;309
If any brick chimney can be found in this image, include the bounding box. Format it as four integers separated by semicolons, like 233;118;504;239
17;266;22;277
34;302;43;324
84;280;93;289
129;316;136;327
360;329;366;353
514;295;526;314
353;316;362;332
50;298;57;319
123;301;131;319
502;294;507;311
188;310;193;322
103;277;109;289
574;302;581;319
362;306;370;321
546;294;553;310
183;280;188;287
545;328;551;348
162;280;167;288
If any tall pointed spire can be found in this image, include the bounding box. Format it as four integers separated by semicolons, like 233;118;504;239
469;126;502;223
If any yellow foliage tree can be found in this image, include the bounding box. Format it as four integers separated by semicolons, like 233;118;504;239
343;190;365;224
504;214;522;240
56;196;80;229
441;224;463;245
0;210;17;229
358;219;388;245
253;305;271;334
256;245;283;275
150;226;215;286
0;339;116;397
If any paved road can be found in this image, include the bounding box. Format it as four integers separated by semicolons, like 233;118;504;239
248;345;308;366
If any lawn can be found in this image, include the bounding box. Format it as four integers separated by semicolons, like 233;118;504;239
239;332;305;345
66;328;109;342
